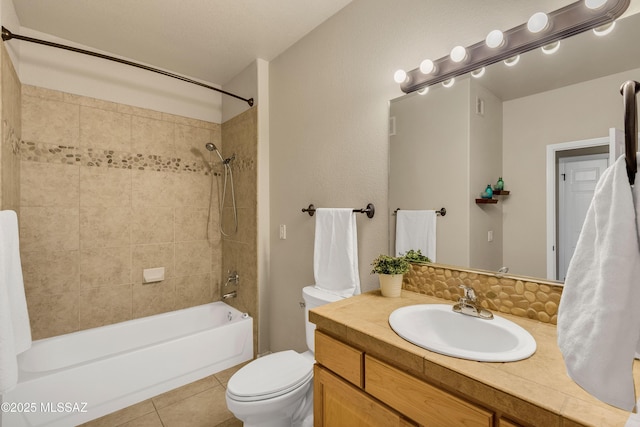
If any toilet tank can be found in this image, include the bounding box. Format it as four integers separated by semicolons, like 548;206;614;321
302;286;346;353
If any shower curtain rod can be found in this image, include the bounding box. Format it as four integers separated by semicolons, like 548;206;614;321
1;27;254;107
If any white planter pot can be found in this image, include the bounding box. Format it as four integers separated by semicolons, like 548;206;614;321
378;273;404;297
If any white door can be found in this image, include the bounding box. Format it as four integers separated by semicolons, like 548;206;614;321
557;154;608;281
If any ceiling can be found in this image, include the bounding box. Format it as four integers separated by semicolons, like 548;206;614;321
11;0;353;86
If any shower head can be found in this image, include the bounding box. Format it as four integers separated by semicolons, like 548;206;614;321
205;142;225;163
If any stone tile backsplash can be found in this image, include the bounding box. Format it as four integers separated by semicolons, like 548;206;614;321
403;263;564;324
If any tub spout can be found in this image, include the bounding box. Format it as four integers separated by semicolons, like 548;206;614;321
222;291;237;300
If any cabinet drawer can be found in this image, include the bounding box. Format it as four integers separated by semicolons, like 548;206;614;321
365;355;493;427
315;365;417;427
315;331;363;387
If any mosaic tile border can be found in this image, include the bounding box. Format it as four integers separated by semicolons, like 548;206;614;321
20;140;215;175
403;263;563;324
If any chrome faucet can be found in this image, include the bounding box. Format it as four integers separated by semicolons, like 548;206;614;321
225;270;239;286
222;291;237;300
452;285;494;319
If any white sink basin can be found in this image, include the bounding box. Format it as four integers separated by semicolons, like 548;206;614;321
388;304;536;362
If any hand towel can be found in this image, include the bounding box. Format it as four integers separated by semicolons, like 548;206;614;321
557;154;640;411
313;208;360;297
0;210;31;394
395;210;437;261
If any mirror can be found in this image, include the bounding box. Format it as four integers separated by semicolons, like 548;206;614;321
389;11;640;283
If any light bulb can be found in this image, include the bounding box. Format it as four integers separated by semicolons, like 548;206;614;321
527;12;549;33
542;41;560;54
450;46;467;63
504;55;520;67
593;21;615;36
417;87;429;95
442;78;455;88
471;68;486;78
420;59;435;75
393;69;408;84
585;0;608;9
485;30;505;48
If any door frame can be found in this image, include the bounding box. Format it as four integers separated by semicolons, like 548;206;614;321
545;136;610;281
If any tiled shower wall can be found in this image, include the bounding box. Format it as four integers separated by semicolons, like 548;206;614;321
220;107;258;350
19;85;225;340
0;44;21;211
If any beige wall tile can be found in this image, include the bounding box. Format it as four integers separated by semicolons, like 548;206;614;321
80;106;132;151
79;284;132;329
80;206;131;249
175;274;212;309
132;116;174;157
117;104;163;120
19;206;79;253
80;247;132;288
132;243;175;283
20;161;79;207
21;250;79;296
22;84;63;101
175;123;213;163
174;172;211;208
175;241;212;277
175;207;212;242
132;279;176;318
28;292;79;339
132;169;175;207
80;166;132;207
22;95;79;146
131;206;174;244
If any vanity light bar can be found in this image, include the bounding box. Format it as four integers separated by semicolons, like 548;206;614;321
398;0;630;94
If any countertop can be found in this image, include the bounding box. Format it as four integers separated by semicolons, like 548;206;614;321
309;290;639;427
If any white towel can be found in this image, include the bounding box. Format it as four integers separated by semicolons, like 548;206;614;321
395;210;437;261
557;154;640;411
0;210;31;394
313;208;360;297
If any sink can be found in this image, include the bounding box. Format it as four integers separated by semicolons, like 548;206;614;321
388;304;536;362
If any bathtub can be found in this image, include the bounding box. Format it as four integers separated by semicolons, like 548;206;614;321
1;302;253;427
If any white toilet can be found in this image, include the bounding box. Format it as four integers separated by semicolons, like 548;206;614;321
225;286;345;427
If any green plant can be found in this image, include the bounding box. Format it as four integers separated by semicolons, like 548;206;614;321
402;249;432;264
370;254;410;275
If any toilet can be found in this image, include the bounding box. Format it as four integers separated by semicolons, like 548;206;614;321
225;286;345;427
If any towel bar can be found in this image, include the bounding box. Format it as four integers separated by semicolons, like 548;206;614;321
302;203;375;218
393;207;446;217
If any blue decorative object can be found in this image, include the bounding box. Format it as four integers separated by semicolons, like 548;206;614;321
482;184;493;199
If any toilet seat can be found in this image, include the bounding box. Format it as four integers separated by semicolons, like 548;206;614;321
226;350;313;402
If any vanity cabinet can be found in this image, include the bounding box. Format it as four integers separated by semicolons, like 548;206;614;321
314;330;501;427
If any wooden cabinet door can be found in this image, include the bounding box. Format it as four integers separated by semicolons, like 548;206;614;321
314;365;416;427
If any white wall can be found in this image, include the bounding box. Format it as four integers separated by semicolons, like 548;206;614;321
13;27;222;123
268;0;565;352
469;80;503;271
389;81;470;267
503;68;640;278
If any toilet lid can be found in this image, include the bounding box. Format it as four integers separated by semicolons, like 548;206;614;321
227;350;314;402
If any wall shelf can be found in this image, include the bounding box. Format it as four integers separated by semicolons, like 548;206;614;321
475;190;510;204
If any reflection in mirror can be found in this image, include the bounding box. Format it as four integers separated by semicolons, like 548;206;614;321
389;11;640;284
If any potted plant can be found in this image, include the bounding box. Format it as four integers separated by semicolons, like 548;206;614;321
371;254;410;297
402;249;432;265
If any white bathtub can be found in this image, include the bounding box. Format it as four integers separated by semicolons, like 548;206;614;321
1;302;253;427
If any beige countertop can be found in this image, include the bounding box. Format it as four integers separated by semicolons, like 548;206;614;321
309;290;639;427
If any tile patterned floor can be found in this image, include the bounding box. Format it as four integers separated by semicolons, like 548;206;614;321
79;362;248;427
